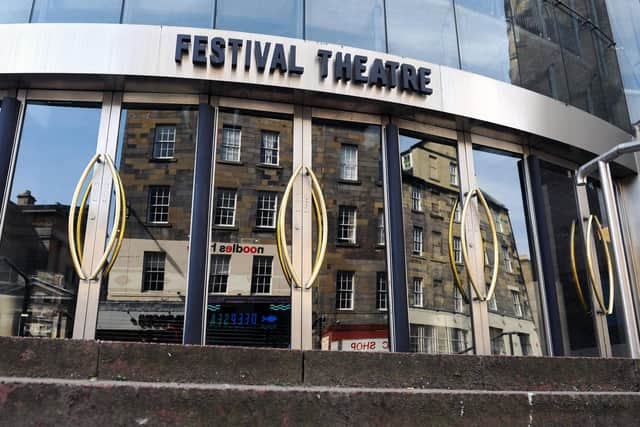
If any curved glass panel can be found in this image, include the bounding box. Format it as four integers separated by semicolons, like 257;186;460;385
511;0;570;103
305;0;386;51
386;0;459;68
455;0;520;84
216;0;302;39
0;0;33;24
122;0;214;28
605;0;640;124
31;0;122;24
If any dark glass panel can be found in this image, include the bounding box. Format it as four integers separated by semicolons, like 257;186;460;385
536;161;598;356
511;0;570;102
216;0;302;39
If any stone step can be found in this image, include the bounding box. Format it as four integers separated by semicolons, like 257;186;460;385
1;377;639;426
2;337;639;392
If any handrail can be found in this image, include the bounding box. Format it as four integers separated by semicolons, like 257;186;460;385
576;140;640;184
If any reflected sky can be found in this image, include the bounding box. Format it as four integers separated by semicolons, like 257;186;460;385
0;0;33;24
122;0;214;28
216;0;303;39
605;0;640;124
473;148;530;258
31;0;122;23
306;0;386;51
10;104;101;205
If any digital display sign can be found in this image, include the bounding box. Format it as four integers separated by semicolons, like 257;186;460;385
205;298;291;348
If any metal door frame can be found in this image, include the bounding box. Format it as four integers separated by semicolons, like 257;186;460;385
576;141;640;358
76;91;203;339
205;97;303;348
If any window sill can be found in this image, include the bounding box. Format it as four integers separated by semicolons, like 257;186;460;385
337;179;361;186
375;244;386;249
411;209;423;214
144;222;172;228
149;158;177;163
336;308;354;311
217;160;244;166
256;163;283;170
253;227;276;233
336;242;360;248
212;225;239;231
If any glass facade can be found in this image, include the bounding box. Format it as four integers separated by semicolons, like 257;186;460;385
31;0;122;23
2;0;631;130
122;0;214;28
215;0;303;39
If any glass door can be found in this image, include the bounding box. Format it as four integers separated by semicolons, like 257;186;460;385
94;94;200;344
0;91;109;339
397;128;472;355
205;102;295;348
306;113;389;352
463;144;547;356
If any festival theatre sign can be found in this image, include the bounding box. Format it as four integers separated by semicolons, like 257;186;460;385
174;34;433;96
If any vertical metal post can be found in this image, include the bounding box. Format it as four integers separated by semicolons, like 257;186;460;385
383;124;410;352
294;105;310;350
458;133;491;355
0;97;21;224
73;92;116;339
183;103;216;345
598;161;640;358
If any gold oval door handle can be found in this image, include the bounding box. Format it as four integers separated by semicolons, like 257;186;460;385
570;220;591;314
103;162;127;276
87;154;123;280
585;215;614;315
447;198;469;303
68;153;101;281
276;165;304;288
75;181;93;263
460;188;500;302
305;166;328;289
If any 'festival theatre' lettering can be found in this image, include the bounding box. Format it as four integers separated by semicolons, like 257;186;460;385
175;34;432;96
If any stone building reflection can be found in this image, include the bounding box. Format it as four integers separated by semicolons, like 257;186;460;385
401;136;542;356
0;191;77;338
